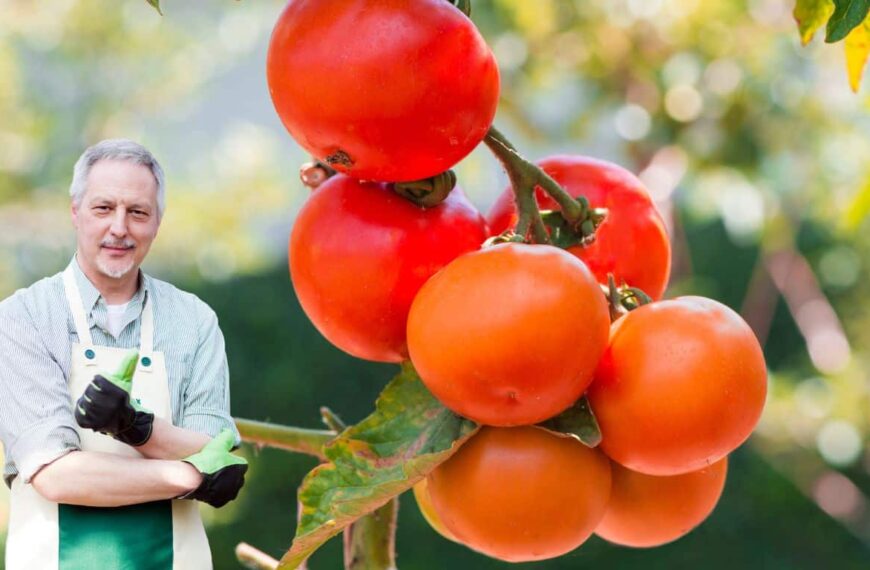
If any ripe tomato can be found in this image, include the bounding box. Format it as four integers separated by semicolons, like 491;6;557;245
289;174;487;363
407;243;610;426
267;0;500;182
426;426;612;562
412;479;459;543
588;296;767;475
487;155;671;300
596;457;728;547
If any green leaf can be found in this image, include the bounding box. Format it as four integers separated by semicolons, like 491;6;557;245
538;396;602;447
277;363;478;569
146;0;163;16
826;0;870;42
794;0;835;45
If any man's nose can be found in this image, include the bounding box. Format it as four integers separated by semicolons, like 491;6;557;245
109;208;128;237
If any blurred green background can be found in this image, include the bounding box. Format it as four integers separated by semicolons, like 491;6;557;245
1;0;869;568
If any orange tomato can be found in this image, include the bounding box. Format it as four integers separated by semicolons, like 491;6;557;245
596;457;728;547
589;296;767;475
407;243;610;426
427;426;612;562
412;479;459;543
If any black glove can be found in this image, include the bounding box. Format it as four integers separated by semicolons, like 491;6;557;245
178;429;248;508
74;351;154;447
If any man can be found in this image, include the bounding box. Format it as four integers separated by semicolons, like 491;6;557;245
0;139;247;569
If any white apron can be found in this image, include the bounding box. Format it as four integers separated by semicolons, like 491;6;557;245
5;266;212;569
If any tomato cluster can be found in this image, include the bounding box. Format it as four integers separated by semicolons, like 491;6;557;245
269;0;767;564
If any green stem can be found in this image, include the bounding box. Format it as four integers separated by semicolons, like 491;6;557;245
236;543;279;570
320;406;348;432
483;127;550;244
235;418;335;461
483;125;607;244
343;498;399;570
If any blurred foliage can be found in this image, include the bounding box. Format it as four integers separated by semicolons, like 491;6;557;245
1;0;869;567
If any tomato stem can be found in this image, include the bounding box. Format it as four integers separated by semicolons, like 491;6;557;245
483;127;550;243
343;497;398;570
320;406;348;432
235;417;335;461
483;126;607;245
235;543;279;570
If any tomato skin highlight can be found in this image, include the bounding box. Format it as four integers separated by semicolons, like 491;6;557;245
427;426;612;562
487;155;671;300
588;296;767;476
289;174;487;363
407;243;610;426
267;0;500;182
596;457;728;548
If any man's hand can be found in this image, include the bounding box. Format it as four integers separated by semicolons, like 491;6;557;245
178;429;248;508
74;350;155;446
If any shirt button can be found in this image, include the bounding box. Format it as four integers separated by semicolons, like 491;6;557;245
84;349;95;360
141;356;152;367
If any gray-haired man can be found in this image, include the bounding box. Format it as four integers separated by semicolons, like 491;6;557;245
0;139;247;569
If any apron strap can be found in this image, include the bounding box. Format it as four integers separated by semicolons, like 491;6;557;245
62;265;94;346
138;295;155;373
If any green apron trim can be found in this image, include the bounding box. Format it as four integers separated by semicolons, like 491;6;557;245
58;500;173;570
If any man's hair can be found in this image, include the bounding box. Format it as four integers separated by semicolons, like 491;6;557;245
69;139;166;220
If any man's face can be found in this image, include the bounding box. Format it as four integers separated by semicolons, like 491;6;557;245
71;159;161;281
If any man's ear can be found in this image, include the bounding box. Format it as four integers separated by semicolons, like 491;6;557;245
71;201;79;228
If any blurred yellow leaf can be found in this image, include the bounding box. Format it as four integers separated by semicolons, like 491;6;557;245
842;174;870;231
844;18;870;91
794;0;835;45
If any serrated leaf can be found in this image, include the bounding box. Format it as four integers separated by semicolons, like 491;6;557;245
277;364;478;569
845;18;870;91
146;0;163;15
794;0;835;45
826;0;870;43
538;396;602;447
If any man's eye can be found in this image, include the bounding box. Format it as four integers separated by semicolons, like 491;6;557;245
132;210;148;217
94;206;110;212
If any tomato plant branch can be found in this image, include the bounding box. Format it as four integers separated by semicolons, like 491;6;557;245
483;125;606;244
343;498;399;570
483;127;549;243
235;418;335;461
236;543;279;570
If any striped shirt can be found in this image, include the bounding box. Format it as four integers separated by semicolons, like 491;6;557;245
0;256;239;486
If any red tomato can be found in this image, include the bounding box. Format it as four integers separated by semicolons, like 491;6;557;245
427;426;612;562
588;296;767;475
407;243;610;426
596;457;728;547
487;155;671;299
267;0;500;182
289;174;487;363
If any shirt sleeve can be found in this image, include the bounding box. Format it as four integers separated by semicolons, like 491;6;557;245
180;304;240;446
0;297;81;484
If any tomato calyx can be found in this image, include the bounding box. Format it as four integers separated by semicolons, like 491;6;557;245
604;273;653;321
483;125;608;247
393;170;457;208
300;160;337;191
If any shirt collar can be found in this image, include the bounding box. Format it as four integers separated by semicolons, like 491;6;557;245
69;254;150;315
